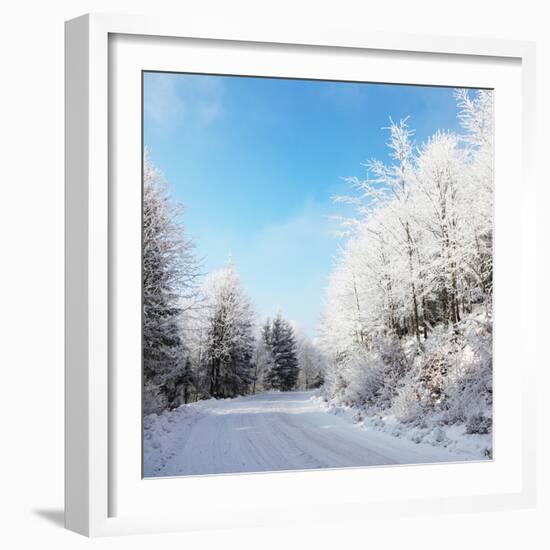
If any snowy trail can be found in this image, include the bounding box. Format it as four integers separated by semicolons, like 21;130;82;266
144;390;471;477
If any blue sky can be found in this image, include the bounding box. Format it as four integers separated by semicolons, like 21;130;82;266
143;72;463;336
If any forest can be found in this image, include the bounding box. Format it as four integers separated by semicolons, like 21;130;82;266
143;87;493;455
143;156;325;415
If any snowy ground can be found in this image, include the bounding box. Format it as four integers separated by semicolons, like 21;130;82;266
315;397;492;460
144;390;484;477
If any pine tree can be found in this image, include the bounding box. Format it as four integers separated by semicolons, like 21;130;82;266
142;153;200;414
265;313;299;391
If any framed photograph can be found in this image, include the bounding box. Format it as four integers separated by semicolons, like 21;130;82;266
65;13;537;536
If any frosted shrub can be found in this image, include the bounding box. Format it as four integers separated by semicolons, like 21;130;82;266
323;312;492;439
465;413;491;435
328;335;412;414
391;367;424;424
343;348;386;407
320;354;349;402
438;315;492;431
375;335;410;409
416;326;459;408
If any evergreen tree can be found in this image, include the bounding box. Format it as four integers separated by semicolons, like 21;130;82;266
264;313;299;391
142;153;200;414
159;355;195;408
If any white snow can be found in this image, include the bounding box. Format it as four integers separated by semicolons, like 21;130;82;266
315;396;492;460
143;390;485;477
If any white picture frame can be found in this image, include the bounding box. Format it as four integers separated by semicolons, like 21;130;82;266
65;12;537;537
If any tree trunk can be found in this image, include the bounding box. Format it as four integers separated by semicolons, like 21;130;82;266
405;221;421;345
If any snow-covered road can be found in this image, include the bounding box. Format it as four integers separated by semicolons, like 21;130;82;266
144;390;471;477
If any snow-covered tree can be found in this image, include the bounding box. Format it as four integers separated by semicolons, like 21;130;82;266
293;327;326;390
250;326;274;394
319;89;493;434
263;313;299;391
142;153;200;414
201;263;256;398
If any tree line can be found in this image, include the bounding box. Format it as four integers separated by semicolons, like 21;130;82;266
143;155;325;414
319;89;494;438
143;87;493;443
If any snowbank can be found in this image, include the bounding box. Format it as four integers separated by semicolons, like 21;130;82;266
317;311;493;460
314;395;491;460
144;403;200;476
143;395;256;476
144;398;224;476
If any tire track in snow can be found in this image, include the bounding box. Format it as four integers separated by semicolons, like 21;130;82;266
147;390;468;477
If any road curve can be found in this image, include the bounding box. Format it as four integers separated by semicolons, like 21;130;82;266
146;390;468;477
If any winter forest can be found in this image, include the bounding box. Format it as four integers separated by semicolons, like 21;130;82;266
143;164;323;412
143;79;493;477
